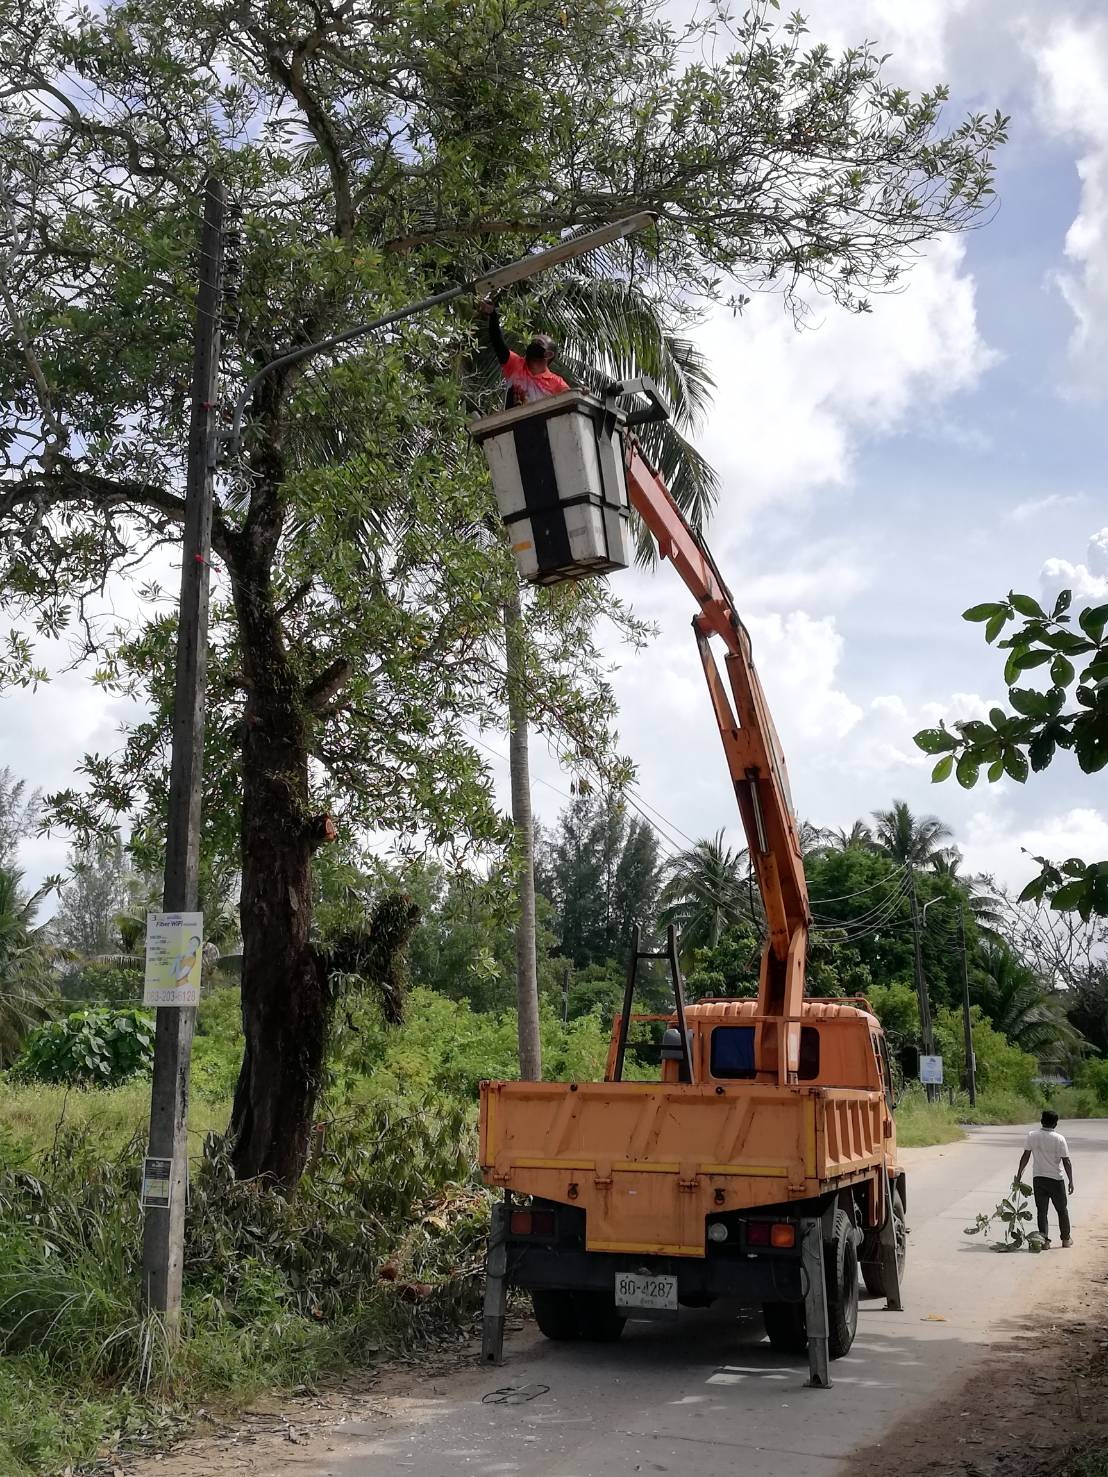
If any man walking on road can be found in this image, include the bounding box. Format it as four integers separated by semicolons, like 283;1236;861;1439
1017;1110;1074;1248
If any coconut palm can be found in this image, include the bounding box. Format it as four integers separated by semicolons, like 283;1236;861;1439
931;851;1004;938
827;820;874;853
871;801;954;868
973;940;1084;1068
659;833;751;956
0;865;60;1066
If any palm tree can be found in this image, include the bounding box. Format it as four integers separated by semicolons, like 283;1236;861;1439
827;820;874;853
0;865;60;1067
659;833;751;956
973;940;1084;1068
931;851;1004;938
871;801;953;868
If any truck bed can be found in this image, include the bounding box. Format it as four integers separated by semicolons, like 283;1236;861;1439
480;1078;890;1256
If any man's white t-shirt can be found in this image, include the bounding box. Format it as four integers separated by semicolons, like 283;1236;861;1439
1025;1127;1069;1180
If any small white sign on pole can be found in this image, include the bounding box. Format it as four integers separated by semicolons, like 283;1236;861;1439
919;1054;944;1085
144;911;204;1006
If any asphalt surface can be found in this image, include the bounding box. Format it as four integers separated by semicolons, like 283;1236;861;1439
205;1123;1108;1477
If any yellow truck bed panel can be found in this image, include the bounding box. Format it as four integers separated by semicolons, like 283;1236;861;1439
480;1080;890;1256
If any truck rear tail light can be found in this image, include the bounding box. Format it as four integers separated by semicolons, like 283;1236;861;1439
745;1221;795;1249
510;1209;555;1237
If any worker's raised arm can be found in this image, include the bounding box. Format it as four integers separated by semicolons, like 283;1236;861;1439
478;299;511;366
1016;1147;1031;1183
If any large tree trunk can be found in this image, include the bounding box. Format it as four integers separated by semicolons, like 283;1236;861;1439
504;590;541;1080
227;542;330;1188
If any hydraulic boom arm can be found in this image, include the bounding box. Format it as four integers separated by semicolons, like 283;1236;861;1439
624;442;811;1080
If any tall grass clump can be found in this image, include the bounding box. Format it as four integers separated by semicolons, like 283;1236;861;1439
0;1089;489;1474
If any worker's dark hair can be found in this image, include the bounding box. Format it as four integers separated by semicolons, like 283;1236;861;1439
1041;1109;1059;1129
525;333;557;363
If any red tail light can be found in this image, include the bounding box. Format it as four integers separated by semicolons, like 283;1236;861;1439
510;1209;555;1236
745;1220;794;1248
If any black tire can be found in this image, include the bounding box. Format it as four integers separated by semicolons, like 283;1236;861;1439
826;1208;860;1359
762;1298;807;1356
531;1289;580;1341
861;1192;907;1299
573;1290;626;1342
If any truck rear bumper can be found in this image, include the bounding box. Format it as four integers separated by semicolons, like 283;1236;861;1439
507;1243;802;1304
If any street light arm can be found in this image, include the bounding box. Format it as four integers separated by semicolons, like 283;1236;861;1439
219;210;656;461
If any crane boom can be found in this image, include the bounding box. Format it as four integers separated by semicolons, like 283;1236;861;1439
624;443;811;1078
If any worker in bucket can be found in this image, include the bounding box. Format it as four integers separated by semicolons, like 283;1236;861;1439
478;297;570;406
1016;1109;1075;1248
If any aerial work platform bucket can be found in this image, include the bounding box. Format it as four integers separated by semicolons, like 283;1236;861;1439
471;392;632;585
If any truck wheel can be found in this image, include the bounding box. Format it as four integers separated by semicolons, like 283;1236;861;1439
826;1209;859;1358
861;1192;907;1299
531;1289;580;1341
762;1300;807;1356
573;1290;626;1342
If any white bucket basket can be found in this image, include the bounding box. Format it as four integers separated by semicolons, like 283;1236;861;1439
471;392;632;585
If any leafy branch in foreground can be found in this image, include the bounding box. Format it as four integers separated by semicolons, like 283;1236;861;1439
915;588;1108;917
964;1178;1046;1253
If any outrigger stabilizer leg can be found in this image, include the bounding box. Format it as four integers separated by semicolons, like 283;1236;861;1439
481;1196;509;1364
801;1218;831;1389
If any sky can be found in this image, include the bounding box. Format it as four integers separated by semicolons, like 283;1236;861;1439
6;0;1108;902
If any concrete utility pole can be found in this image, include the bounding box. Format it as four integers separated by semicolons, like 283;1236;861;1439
142;175;224;1330
908;870;937;1102
959;906;977;1106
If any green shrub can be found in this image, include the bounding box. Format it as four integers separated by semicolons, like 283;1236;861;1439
1076;1056;1108;1107
14;1009;154;1087
934;1005;1039;1098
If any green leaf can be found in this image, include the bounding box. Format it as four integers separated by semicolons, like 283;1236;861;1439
931;755;954;782
1009;688;1049;718
1009;592;1046;619
988;707;1008;730
1003;747;1028;783
963;601;1007;623
985;611;1006;643
914;727;959;755
1079;603;1108;641
956;753;980;789
1050;879;1090;912
1014;648;1053;672
1028;730;1057;772
987;758;1004;782
1052;589;1072;618
1051;654;1075;686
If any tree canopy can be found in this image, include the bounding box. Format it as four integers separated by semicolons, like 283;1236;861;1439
0;0;1007;1183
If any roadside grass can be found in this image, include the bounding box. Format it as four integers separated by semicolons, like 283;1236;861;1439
0;1088;490;1475
895;1083;1104;1149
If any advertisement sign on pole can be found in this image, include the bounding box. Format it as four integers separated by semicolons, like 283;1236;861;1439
144;912;204;1007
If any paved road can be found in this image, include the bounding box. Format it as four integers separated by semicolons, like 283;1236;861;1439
200;1123;1108;1477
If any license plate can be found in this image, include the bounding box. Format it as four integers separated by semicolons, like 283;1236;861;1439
614;1272;678;1311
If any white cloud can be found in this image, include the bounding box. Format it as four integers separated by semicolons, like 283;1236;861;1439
1035;17;1108;390
1008;492;1084;523
962;805;1108;892
1040;526;1108;603
693;236;996;520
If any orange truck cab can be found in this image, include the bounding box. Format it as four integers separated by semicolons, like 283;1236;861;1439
472;384;907;1384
